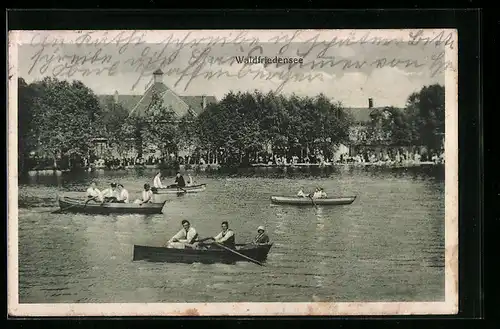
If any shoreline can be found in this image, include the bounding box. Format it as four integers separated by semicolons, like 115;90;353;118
25;161;444;176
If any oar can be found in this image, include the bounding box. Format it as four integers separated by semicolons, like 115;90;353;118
308;194;318;207
213;242;264;266
52;196;98;214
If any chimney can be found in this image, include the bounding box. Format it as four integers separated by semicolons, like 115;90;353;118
153;68;164;84
368;98;374;108
201;95;207;109
114;91;119;103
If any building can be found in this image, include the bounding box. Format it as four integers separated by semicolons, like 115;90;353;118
95;69;217;160
332;98;403;161
340;98;431;162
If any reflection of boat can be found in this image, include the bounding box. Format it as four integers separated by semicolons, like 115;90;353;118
153;184;207;194
270;195;356;206
58;196;166;214
133;243;273;264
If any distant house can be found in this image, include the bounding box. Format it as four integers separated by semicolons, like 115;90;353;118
333;98;404;160
95;69;217;159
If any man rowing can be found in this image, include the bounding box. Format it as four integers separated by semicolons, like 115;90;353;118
133;184;154;204
174;172;186;188
252;226;270;244
211;221;236;249
117;183;129;203
153;171;164;189
165;220;198;249
101;183;120;203
86;182;103;202
297;186;307;198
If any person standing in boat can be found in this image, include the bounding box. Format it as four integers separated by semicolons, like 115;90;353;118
166;220;198;249
116;183;129;203
212;221;236;249
101;183;120;203
153;171;163;189
134;184;154;204
253;226;270;244
86;182;103;202
174;172;186;188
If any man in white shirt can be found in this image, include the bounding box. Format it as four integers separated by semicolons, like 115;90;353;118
297;187;306;198
86;182;102;202
117;183;129;203
312;187;323;199
101;183;120;203
212;221;235;249
134;184;154;204
153;172;163;188
166;220;198;249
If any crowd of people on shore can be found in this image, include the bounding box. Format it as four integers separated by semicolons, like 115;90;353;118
27;148;445;173
255;149;445;166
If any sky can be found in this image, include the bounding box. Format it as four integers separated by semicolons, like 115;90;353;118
16;30;450;108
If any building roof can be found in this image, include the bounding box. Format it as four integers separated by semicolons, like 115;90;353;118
98;94;143;112
129;82;193;118
98;86;217;118
347;107;378;124
180;95;217;115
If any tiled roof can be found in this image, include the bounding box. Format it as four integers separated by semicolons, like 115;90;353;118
98;86;217;118
129;82;193;118
347;107;388;124
180;95;217;115
98;94;143;112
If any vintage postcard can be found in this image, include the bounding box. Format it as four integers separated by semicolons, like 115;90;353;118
8;29;458;317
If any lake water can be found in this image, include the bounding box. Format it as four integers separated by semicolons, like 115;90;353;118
16;166;445;303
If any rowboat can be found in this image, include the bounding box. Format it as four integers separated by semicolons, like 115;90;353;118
270;195;357;206
133;243;273;264
58;196;166;214
153;184;207;194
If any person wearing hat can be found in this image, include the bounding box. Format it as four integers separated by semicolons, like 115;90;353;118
133;183;154;204
101;183;120;203
253;226;270;244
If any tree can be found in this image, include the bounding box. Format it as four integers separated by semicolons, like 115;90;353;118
101;99;132;158
18;78;38;173
195;90;353;165
368;106;415;146
29;77;104;168
178;111;197;160
406;84;445;152
142;90;179;158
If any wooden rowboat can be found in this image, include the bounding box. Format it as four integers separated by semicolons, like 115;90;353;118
58;196;166;214
133;243;273;264
153;184;207;194
270;195;356;206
